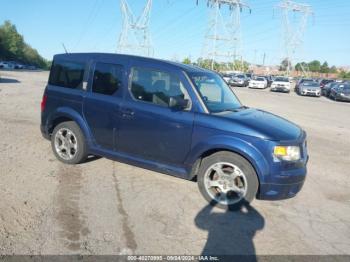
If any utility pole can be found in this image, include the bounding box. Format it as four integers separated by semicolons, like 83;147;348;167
198;0;251;70
276;0;313;76
262;52;266;66
117;0;153;57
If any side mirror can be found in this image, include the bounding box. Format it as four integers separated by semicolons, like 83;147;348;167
169;97;189;110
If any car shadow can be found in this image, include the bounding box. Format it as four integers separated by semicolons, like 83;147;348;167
0;77;20;84
194;201;264;259
82;155;102;164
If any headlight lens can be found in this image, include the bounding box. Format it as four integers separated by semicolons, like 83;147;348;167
273;146;301;161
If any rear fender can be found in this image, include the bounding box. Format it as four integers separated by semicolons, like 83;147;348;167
47;107;94;147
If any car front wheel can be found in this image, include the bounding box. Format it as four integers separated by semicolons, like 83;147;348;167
197;151;259;210
51;121;87;164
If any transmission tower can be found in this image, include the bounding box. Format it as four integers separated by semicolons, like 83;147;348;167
117;0;153;57
199;0;250;70
277;0;313;76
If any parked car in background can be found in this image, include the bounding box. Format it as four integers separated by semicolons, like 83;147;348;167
222;73;234;83
14;63;24;69
245;73;253;80
265;75;274;87
228;74;249;87
0;61;15;69
320;79;335;90
248;77;267;89
295;78;314;93
298;81;321;97
40;53;308;209
270;77;291;93
329;83;350;102
322;82;341;97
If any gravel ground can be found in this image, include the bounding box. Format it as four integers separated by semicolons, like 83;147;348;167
0;70;349;256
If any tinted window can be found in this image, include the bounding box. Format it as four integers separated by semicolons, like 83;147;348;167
49;60;85;89
92;63;123;96
130;67;189;107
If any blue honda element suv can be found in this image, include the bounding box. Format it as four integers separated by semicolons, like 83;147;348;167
41;53;308;209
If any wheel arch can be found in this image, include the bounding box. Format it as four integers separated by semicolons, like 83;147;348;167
187;136;270;185
47;107;93;147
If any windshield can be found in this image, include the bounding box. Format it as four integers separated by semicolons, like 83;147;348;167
256;77;265;81
274;77;288;82
302;82;319;87
189;72;242;113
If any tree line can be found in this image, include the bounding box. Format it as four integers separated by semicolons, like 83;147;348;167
183;57;250;72
0;21;50;69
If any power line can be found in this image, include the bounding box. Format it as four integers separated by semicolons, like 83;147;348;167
276;0;313;76
198;0;251;69
117;0;153;57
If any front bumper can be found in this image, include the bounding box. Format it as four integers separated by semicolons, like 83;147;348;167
230;82;246;87
257;132;308;200
301;90;321;96
337;94;350;101
249;84;265;89
258;179;305;200
271;87;290;92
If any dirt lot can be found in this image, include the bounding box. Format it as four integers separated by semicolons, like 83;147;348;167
0;70;350;256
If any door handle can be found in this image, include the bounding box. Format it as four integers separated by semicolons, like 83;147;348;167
121;108;135;118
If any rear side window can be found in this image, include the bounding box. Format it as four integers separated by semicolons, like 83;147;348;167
49;60;85;89
92;63;123;96
130;67;189;107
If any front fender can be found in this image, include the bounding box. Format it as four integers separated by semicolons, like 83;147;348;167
185;134;270;181
47;107;94;147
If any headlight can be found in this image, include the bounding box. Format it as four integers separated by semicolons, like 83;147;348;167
273;146;301;161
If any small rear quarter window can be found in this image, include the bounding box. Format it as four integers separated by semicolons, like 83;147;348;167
49;60;85;89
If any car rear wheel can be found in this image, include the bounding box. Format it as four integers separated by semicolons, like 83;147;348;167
51;121;87;164
197;151;259;210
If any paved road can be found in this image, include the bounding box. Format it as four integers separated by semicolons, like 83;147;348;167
0;70;349;255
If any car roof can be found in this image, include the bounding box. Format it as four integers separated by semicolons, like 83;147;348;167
53;53;213;74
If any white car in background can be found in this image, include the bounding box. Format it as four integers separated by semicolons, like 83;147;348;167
222;73;234;83
270;77;291;93
248;77;267;89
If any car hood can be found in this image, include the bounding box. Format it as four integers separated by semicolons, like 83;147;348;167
213;108;302;141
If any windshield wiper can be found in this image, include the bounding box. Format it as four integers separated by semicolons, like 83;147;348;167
218;106;249;113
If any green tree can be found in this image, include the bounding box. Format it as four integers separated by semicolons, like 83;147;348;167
0;20;49;69
308;60;321;72
329;66;338;74
320;61;329;73
295;62;308;72
279;58;291;71
182;57;192;65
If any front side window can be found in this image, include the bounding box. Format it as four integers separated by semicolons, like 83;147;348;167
49;60;85;89
189;72;242;113
92;63;123;96
130;67;189;108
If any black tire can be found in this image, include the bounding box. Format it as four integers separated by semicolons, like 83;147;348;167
51;121;88;164
197;151;259;211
